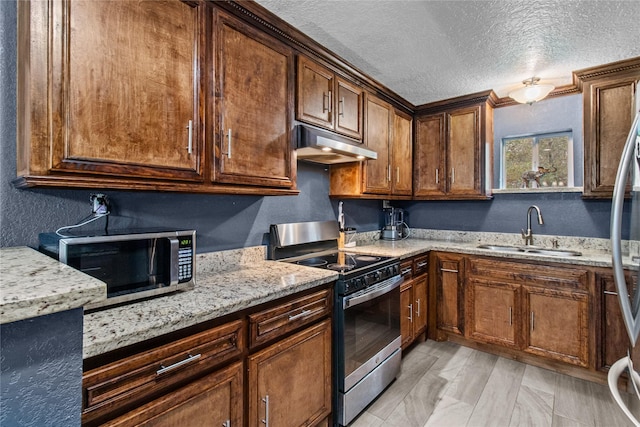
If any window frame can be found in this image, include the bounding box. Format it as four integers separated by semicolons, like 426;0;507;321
500;129;575;190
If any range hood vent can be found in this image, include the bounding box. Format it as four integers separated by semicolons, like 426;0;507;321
295;125;377;164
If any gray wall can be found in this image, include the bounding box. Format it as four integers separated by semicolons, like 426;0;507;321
1;0;627;254
0;309;84;427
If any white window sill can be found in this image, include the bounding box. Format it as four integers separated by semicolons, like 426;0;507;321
491;187;584;194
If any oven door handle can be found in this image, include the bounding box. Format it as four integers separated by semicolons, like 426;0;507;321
344;275;403;309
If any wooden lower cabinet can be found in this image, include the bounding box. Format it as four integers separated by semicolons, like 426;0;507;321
596;270;640;372
467;278;518;349
103;362;243;427
248;319;332;427
434;253;465;337
523;286;589;367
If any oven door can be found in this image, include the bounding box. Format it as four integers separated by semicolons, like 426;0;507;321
340;275;402;391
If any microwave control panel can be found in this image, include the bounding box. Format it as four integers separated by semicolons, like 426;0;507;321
178;236;194;282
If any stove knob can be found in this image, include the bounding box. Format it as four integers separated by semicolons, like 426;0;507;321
374;271;381;281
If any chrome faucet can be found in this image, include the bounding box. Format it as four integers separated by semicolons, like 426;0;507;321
522;205;544;246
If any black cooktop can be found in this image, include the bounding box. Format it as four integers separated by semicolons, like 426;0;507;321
293;252;393;274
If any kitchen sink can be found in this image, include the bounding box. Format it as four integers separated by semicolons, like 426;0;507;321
476;244;582;257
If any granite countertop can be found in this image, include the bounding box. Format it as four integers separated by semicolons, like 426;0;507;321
0;247;106;324
347;230;638;270
83;247;338;359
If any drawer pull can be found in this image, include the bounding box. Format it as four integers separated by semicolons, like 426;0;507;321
416;261;428;269
288;309;312;322
408;303;413;323
401;268;413;276
156;353;201;376
223;421;230;427
262;395;270;427
604;290;619;296
440;268;458;273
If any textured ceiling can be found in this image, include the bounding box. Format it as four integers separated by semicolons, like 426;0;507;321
254;0;640;106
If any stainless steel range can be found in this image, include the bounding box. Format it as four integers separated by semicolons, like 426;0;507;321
268;221;402;426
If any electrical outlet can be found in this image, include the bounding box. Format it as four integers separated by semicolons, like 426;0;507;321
90;193;109;215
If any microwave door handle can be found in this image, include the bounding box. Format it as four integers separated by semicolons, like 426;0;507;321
168;238;179;285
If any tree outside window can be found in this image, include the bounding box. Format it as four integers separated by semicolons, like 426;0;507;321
501;131;573;189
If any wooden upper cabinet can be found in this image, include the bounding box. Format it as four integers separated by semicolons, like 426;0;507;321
330;93;412;199
392;109;413;196
579;58;640;198
336;77;364;139
448;106;482;196
414;93;493;200
214;10;296;189
363;95;393;194
296;56;363;140
414;114;445;196
16;0;204;186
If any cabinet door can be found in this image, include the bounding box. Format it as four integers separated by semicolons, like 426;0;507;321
103;362;243;427
414;114;446;197
596;271;639;372
297;56;334;130
583;77;637;198
37;0;203;181
215;10;295;188
363;95;392;194
447;106;481;196
248;319;331;427
523;286;589;367
335;77;364;140
391;110;413;196
413;274;428;336
468;278;518;348
435;254;464;336
400;280;414;349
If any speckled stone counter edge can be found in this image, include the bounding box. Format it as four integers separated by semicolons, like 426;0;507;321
0;247;106;325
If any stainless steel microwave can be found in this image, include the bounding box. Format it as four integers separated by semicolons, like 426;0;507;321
39;229;196;310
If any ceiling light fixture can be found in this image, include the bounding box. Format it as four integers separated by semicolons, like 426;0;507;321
508;77;555;105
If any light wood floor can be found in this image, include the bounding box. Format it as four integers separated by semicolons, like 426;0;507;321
349;340;636;427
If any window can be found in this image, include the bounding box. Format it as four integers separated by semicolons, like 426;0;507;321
501;131;574;189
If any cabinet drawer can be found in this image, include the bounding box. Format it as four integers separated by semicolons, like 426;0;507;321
249;288;331;349
82;319;244;425
400;259;414;279
413;254;429;276
468;257;589;291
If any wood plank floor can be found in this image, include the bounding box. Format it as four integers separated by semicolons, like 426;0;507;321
349;340;637;427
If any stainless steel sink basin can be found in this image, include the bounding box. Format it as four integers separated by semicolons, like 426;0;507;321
476;244;582;257
476;244;525;253
525;248;582;257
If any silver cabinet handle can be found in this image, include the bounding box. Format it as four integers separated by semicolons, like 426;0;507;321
338;96;345;116
401;268;412;277
223;421;230;427
408;303;413;323
387;165;391;182
156;353;201;375
262;395;269;426
288;309;312;321
416;261;428;269
604;290;619;296
440;268;458;273
186;120;193;154
396;166;400;183
435;168;439;184
451;168;455;184
323;92;329;113
328;90;332;113
226;128;232;158
416;298;421;317
531;312;535;332
509;306;513;326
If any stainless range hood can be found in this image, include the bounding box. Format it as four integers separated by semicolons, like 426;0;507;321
295;125;377;164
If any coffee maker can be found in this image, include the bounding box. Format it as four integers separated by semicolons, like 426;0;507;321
381;206;408;240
